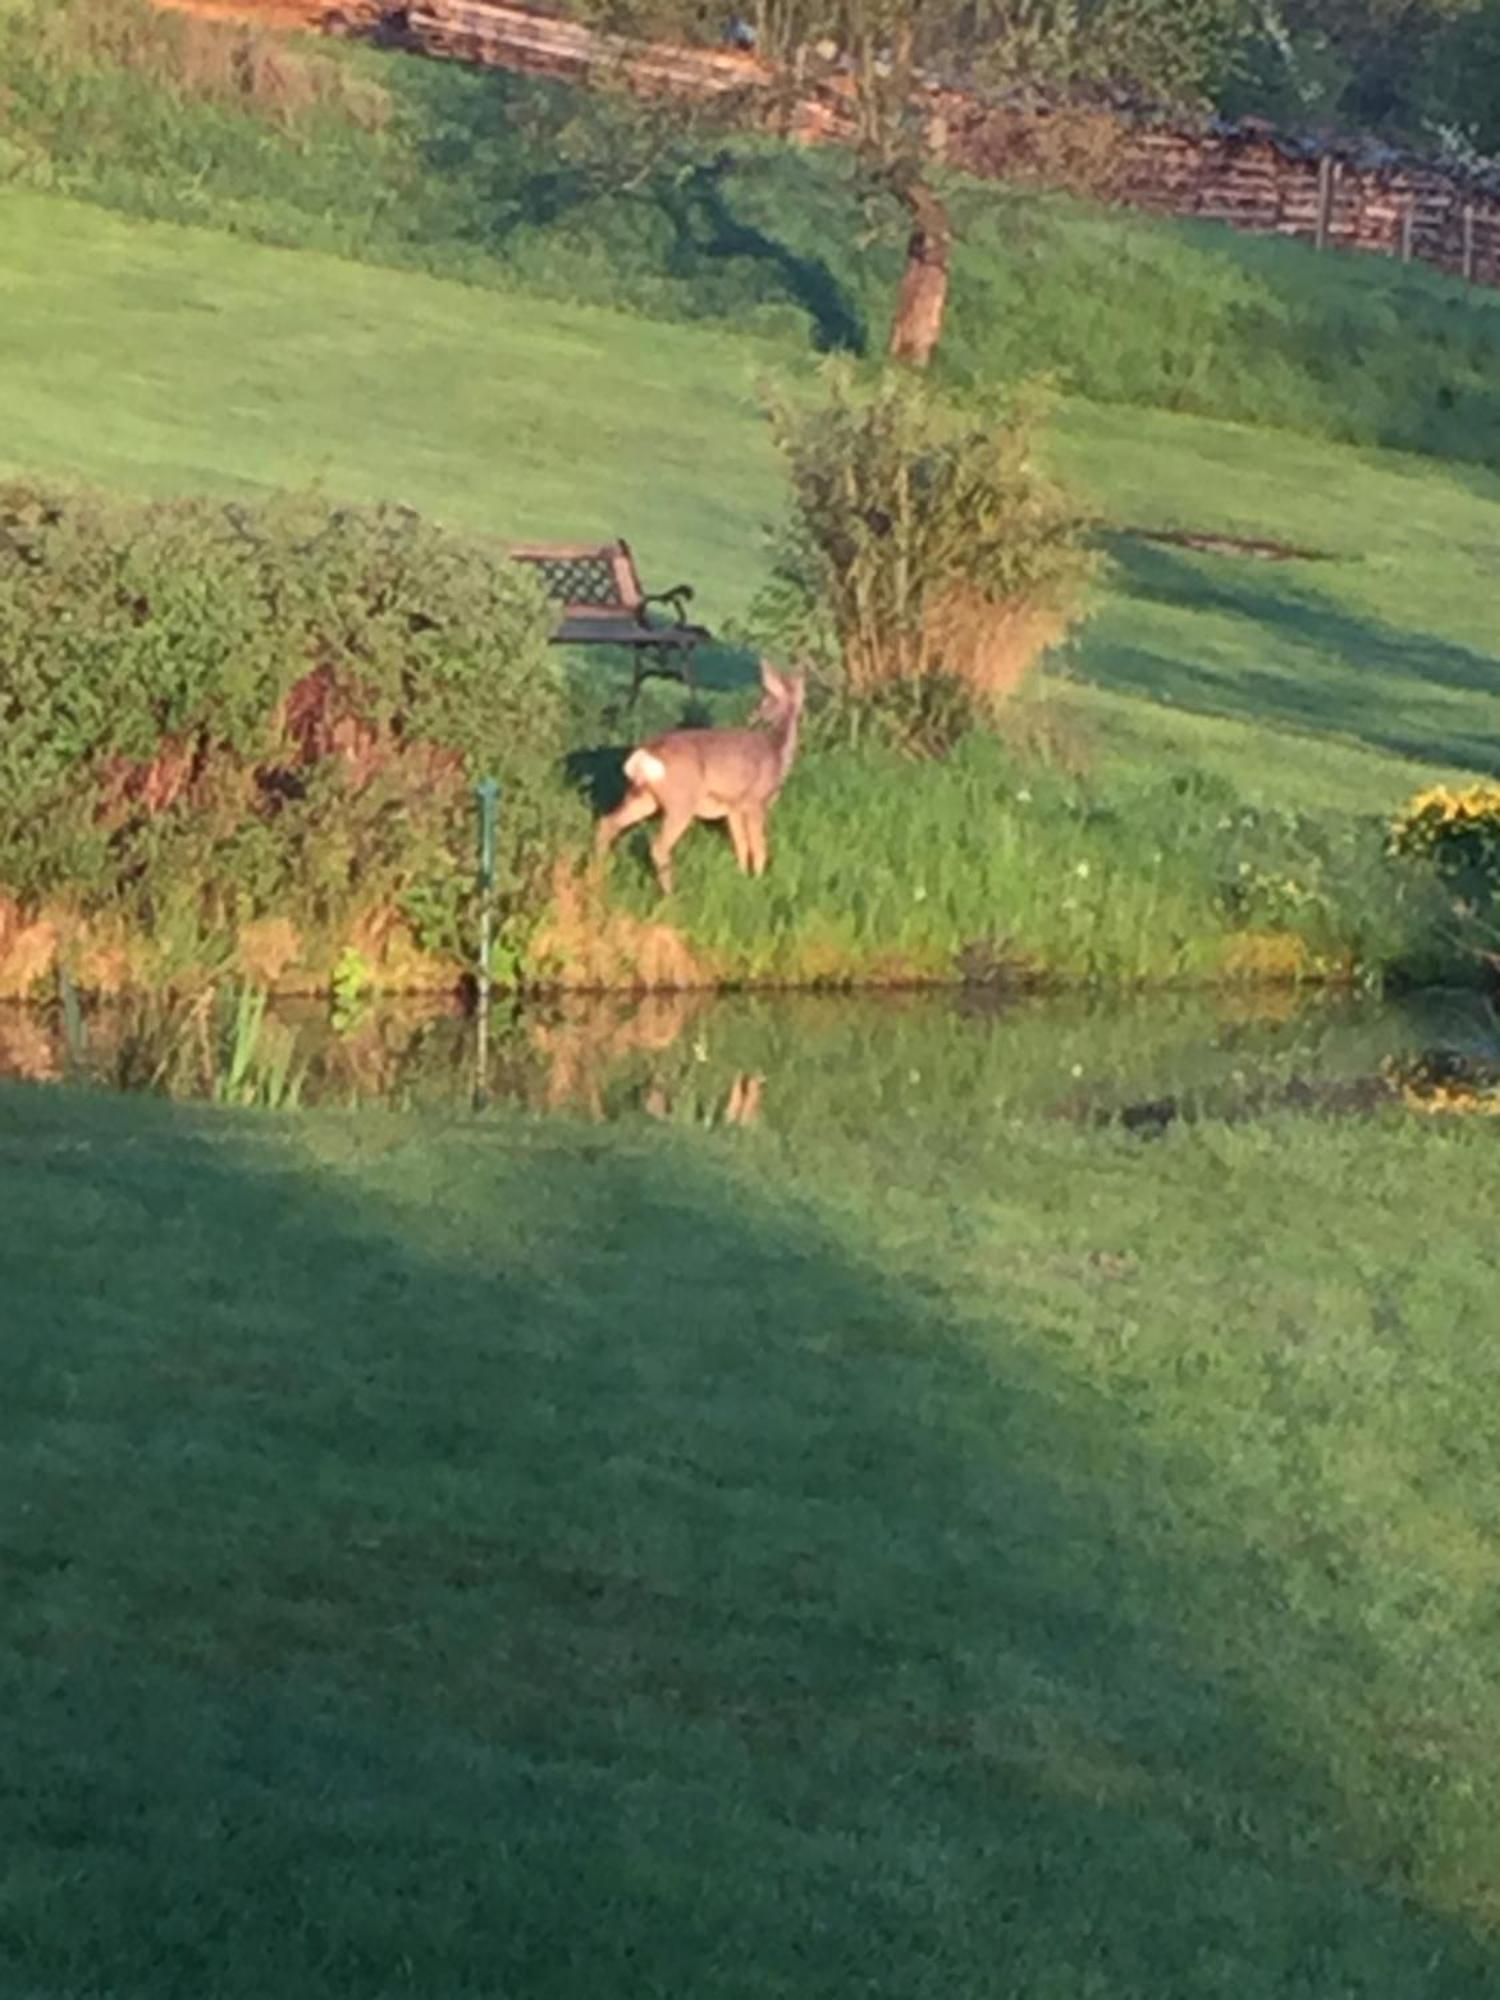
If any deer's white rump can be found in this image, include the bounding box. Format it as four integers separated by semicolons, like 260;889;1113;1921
595;661;806;895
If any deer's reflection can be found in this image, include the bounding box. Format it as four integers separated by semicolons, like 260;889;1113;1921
527;992;765;1127
644;1070;764;1127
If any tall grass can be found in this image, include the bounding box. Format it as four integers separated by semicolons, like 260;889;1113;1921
211;985;306;1108
9;0;1500;464
588;721;1461;990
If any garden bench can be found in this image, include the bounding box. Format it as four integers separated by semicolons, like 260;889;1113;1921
510;540;710;696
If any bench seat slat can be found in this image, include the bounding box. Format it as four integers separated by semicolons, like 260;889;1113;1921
552;616;707;647
510;537;708;692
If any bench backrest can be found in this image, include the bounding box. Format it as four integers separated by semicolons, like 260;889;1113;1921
509;540;644;613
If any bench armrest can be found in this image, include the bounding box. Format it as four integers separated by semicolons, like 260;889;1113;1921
639;584;695;626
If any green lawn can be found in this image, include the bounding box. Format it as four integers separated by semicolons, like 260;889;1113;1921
2;187;1494;825
14;0;1500;471
3;1077;1499;1994
6;40;1500;1989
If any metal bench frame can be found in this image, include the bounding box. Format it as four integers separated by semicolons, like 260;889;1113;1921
510;540;710;698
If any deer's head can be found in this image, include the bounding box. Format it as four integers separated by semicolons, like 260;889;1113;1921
752;660;807;728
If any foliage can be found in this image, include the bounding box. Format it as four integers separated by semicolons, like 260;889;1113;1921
1388;779;1500;956
1415;0;1500;151
1388;780;1500;867
960;0;1253;106
330;945;376;1031
577;0;1251;113
756;364;1093;746
210;985;307;1109
92;981;308;1102
0;483;579;986
1225;0;1489;139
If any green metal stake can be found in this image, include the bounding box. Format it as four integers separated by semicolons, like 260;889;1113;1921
474;777;501;1110
57;962;86;1077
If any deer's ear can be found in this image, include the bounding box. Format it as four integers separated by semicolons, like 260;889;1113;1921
759;659;786;697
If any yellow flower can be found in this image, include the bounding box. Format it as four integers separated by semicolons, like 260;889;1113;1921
1389;780;1500;856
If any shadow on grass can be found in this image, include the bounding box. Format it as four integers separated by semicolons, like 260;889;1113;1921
1088;540;1500;768
564;740;630;817
0;1087;1494;1994
658;154;865;355
405;64;863;354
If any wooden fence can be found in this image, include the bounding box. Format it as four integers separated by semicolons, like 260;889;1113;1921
321;0;1500;288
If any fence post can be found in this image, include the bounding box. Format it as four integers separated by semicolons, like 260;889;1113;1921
1401;194;1416;263
1463;200;1477;282
1315;153;1336;251
473;776;501;1111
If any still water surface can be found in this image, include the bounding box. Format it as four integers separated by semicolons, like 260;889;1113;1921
0;986;1495;1132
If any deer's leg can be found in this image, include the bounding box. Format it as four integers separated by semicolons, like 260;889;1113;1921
649;809;693;895
745;810;769;878
726;812;752;874
595;786;659;863
725;1073;764;1126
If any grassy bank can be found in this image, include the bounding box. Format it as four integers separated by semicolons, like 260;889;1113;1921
10;0;1500;465
3;188;1496;797
3;1079;1500;1993
7;190;1496;991
568;722;1457;990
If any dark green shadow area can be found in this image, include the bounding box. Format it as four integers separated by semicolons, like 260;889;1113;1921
1081;540;1500;769
0;1085;1495;1996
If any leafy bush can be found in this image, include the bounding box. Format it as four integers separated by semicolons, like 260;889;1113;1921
0;484;579;988
1389;782;1500;885
1388;782;1500;970
756;364;1093;750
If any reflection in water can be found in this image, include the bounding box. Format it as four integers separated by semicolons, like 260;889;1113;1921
0;1007;61;1085
527;991;710;1117
0;985;1495;1132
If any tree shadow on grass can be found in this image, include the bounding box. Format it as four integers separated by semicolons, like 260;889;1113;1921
0;1086;1495;1995
402;64;863;354
1088;540;1500;769
657;154;866;355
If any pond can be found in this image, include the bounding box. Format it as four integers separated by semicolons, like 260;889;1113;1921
0;984;1496;1132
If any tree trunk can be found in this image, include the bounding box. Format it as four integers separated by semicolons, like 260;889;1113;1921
887;176;952;369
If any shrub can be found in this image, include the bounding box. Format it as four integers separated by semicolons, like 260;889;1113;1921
1389;782;1500;889
756;364;1094;751
0;484;579;989
1386;781;1500;975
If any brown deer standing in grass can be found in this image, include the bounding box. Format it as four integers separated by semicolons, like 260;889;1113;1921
594;661;806;895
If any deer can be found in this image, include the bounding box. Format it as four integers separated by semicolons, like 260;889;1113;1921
594;660;806;895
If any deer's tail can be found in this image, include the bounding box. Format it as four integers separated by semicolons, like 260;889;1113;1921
625;748;668;789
